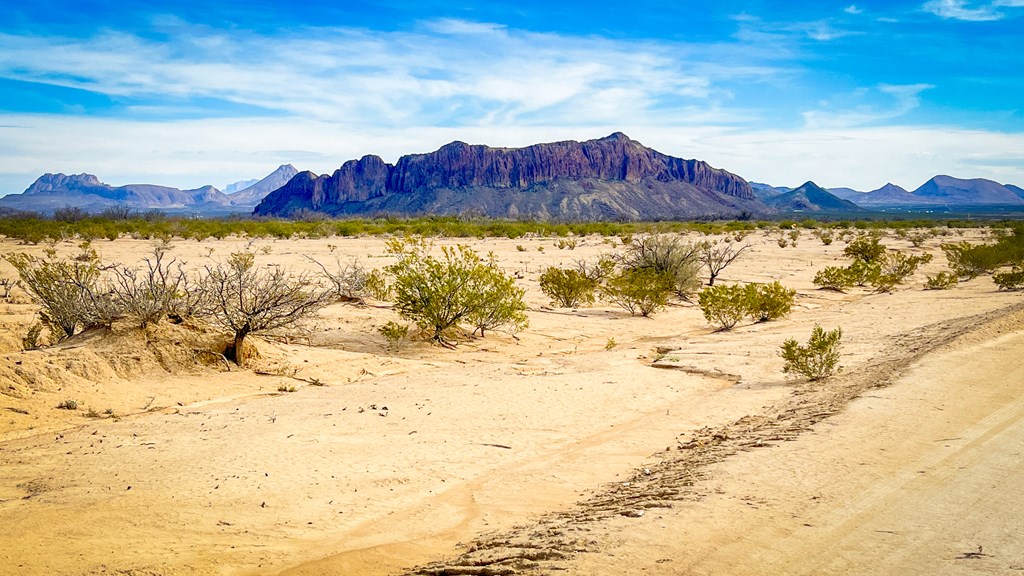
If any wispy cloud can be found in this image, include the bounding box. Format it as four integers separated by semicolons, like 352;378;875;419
802;84;934;129
0;21;786;130
921;0;1023;20
844;5;864;14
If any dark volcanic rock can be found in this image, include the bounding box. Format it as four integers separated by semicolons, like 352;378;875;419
255;133;763;220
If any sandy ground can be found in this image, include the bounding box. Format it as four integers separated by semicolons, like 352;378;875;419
0;227;1021;576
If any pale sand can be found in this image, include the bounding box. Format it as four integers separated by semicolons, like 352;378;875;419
0;228;1020;575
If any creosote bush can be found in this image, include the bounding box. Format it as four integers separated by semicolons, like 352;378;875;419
378;321;409;351
993;267;1024;290
697;283;748;330
384;237;527;346
813;266;855;292
780;324;842;381
744;281;796;322
602;268;674;317
924;271;959;290
539;267;597;308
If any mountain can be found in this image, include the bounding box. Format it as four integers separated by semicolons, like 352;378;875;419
764;181;867;213
0;173;232;214
909;176;1024;205
0;165;302;215
1006;183;1024;200
225;178;260;194
851;183;916;206
255;133;767;220
827;187;864;201
225;164;299;207
750;182;791;202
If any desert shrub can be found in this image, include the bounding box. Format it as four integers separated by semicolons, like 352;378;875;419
993;267;1024;290
539;267;598;308
378;321;409;351
603;268;674;317
385;237;527;345
844;236;886;263
619;234;702;296
110;246;194;328
53;206;88;222
744;281;796;322
869;251;931;292
813;266;854;292
924;271;959;290
307;255;368;302
942;241;1004;279
697;283;748;330
0;278;20;300
467;256;528;337
5;244;116;340
56;399;79;410
574;254;617;283
700;240;749;285
780;325;842;381
363;269;391;301
844;258;880;287
22;322;45;350
555;238;577;250
204;251;333;365
98;205;132;220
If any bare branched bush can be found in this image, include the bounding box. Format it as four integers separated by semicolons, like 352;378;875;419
110;246;193;328
205;251;333;365
306;255;368;303
619;234;702;297
700;240;750;286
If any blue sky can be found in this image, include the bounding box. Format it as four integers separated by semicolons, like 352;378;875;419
1;0;1023;196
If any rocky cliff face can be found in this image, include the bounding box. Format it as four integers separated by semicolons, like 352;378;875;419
256;133;761;219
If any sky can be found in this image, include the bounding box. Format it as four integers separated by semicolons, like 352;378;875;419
1;0;1023;196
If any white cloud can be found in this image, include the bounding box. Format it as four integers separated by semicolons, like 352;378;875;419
802;83;933;129
0;23;782;130
922;0;1003;20
844;5;864;14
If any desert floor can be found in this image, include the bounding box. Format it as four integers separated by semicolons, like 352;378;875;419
0;228;1021;576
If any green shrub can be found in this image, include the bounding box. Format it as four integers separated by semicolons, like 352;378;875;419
697;283;748;330
378;321;409;350
744;281;796;322
363;269;391;301
603;268;674;317
924;271;958;290
780;325;842;381
5;244;116;340
813;266;854;292
539;267;597;308
467;258;528;337
993;267;1024;290
844;236;886;263
942;241;1004;279
22;322;45;350
869;251;931;292
844;258;880;287
385;237;527;345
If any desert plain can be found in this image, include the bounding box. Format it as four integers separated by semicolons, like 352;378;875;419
1;227;1022;576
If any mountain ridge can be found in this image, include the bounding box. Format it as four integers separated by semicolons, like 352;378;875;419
255;133;765;220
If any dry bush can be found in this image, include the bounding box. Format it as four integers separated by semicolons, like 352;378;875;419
205;251;333;365
306;255;369;302
700;240;750;286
